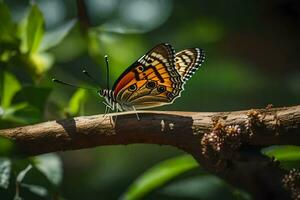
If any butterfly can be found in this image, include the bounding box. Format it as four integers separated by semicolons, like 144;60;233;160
98;43;205;113
53;43;205;116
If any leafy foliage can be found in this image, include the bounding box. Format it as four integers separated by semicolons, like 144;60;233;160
34;154;63;187
161;175;251;200
67;88;87;116
19;4;45;54
262;145;300;169
0;71;21;109
0;153;63;199
122;155;198;200
40;20;76;52
0;2;70;199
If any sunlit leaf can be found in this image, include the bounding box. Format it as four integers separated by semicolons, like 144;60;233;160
262;145;300;169
0;71;21;108
0;157;11;189
21;183;48;197
68;88;87;116
40;19;76;51
34;154;63;187
20;4;44;54
28;52;54;75
121;155;198;200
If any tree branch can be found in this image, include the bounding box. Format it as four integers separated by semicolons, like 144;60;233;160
0;105;299;199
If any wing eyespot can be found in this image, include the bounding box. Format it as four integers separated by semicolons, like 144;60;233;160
157;85;166;93
137;66;145;72
128;84;137;92
146;81;156;89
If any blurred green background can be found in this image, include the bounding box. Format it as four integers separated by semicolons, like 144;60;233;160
0;0;299;199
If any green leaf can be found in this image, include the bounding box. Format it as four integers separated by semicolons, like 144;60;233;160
16;164;32;183
121;155;199;200
14;164;32;200
40;19;76;51
0;2;15;41
12;86;51;111
1;103;28;117
11;104;42;124
0;136;14;156
1;103;42;126
0;157;11;189
34;154;63;187
262;145;300;169
161;175;252;200
20;4;44;53
68;88;87;116
28;52;54;75
21;183;48;197
0;71;21;108
87;30;102;65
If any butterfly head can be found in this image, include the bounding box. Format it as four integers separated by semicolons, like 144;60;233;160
97;88;115;101
97;88;118;111
97;89;104;97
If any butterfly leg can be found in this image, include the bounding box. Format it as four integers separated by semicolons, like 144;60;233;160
103;105;109;117
101;101;116;127
102;102;113;117
111;109;118;127
132;106;140;121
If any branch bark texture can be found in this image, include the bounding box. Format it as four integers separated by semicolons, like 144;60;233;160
0;105;299;199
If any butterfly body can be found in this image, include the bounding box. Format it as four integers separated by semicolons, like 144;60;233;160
98;89;134;111
98;43;205;112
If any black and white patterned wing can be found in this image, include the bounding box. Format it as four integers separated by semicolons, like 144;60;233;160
175;48;205;81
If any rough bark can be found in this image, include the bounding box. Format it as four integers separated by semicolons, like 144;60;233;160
0;105;299;199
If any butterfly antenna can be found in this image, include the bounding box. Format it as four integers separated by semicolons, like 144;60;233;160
105;55;110;89
82;69;102;88
52;78;96;91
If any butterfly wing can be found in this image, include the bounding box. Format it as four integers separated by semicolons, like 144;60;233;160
175;48;205;81
112;43;184;109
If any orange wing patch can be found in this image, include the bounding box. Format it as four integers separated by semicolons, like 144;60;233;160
113;71;136;96
112;43;185;109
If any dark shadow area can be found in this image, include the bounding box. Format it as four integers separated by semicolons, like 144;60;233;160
56;118;77;136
